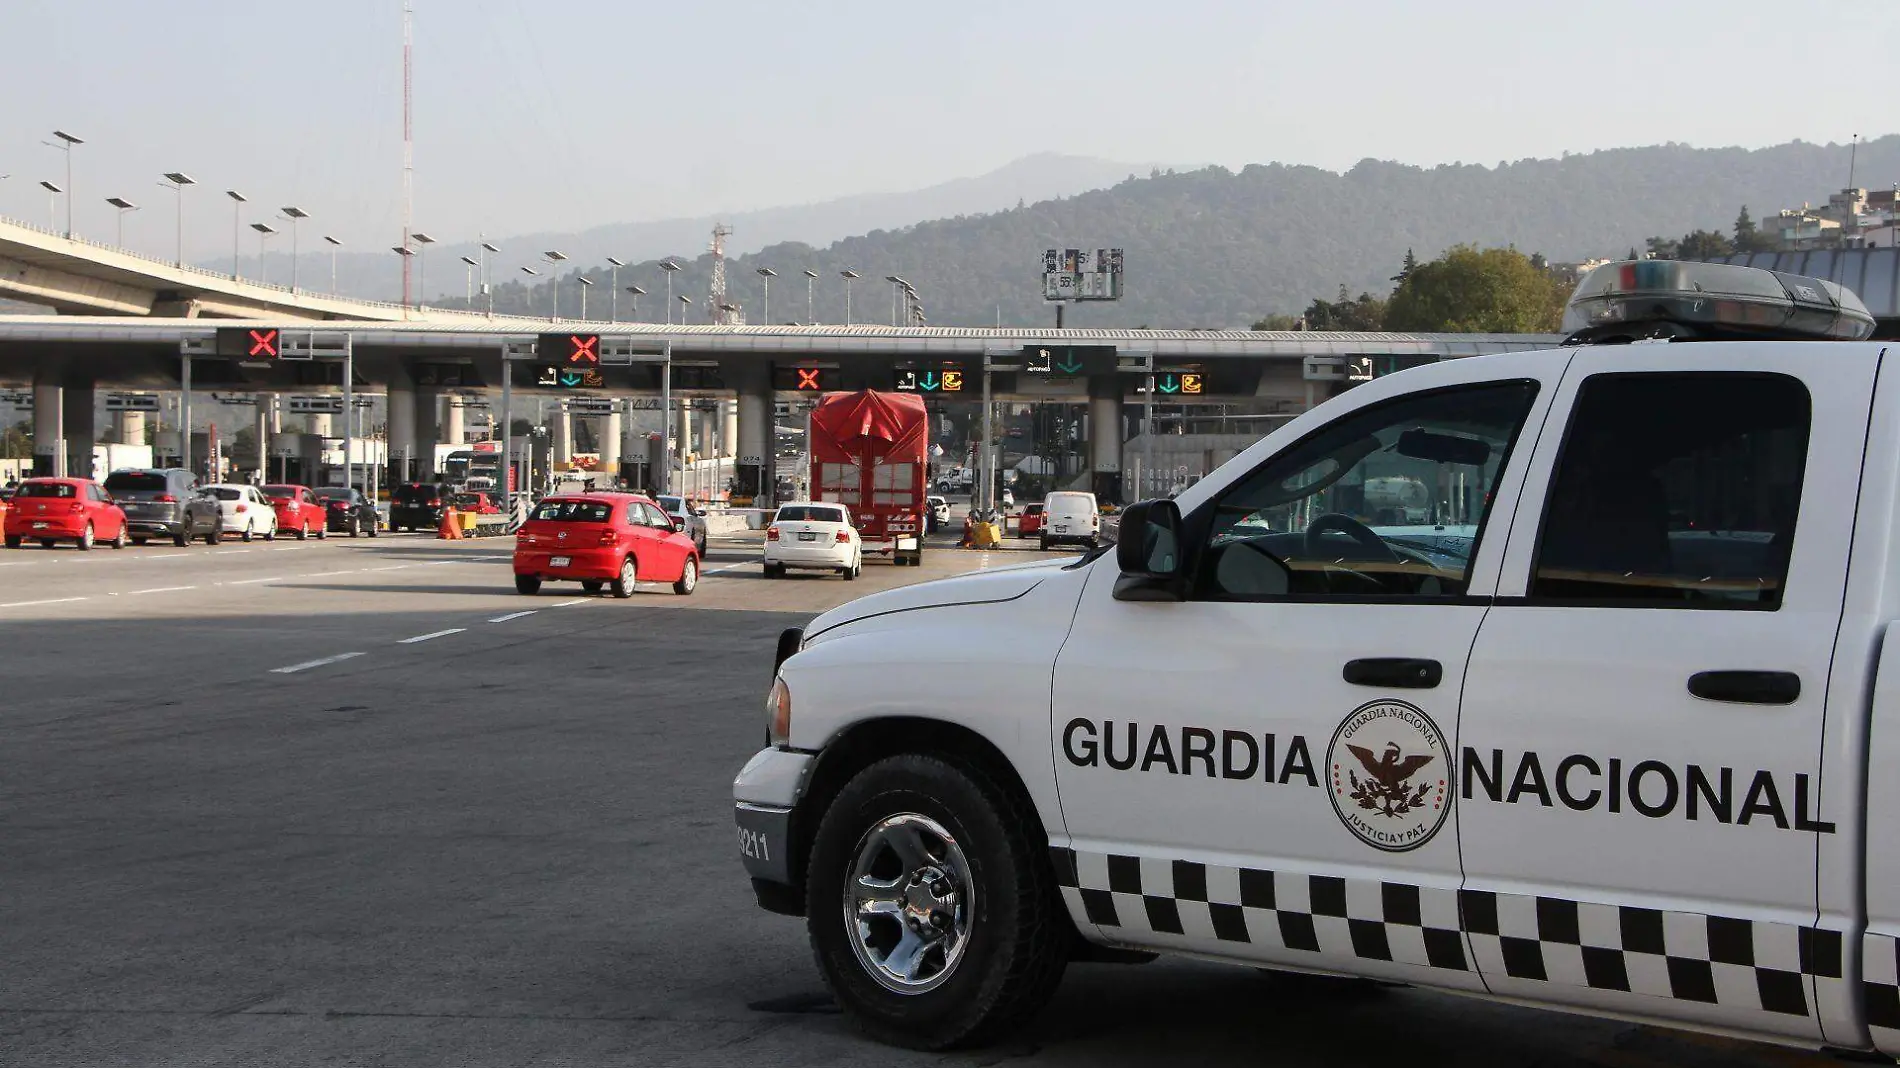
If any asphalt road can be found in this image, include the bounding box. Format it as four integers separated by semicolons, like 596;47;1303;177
0;529;1836;1067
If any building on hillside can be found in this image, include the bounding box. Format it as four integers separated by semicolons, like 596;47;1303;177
1766;208;1843;249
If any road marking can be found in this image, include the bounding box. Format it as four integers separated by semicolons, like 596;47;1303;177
705;562;753;575
128;585;196;595
0;596;88;608
488;610;537;623
219;550;252;555
221;576;287;586
398;628;466;644
135;553;191;561
366;565;410;572
550;599;592;608
270;652;365;674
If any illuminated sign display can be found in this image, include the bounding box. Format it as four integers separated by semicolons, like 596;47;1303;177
536;365;605;389
538;333;601;369
1022;344;1118;376
1155;372;1203;395
773;366;829;392
217;326;280;359
894;368;966;393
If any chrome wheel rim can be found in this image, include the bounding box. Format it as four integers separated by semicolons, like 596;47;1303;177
681;559;697;591
842;812;974;995
620;558;634;588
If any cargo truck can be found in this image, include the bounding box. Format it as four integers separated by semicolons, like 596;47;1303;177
808;389;928;566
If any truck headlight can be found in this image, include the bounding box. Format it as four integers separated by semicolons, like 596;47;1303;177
766;677;793;747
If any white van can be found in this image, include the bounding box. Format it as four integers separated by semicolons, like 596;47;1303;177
1040;491;1099;551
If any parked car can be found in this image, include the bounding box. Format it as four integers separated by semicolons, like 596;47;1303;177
1040;490;1100;551
201;483;279;541
1018;501;1046;538
512;492;699;598
762;502;861;580
390;482;454;532
3;477;128;550
262;484;330;540
313;486;380;537
102;468;220;546
653;494;709;556
926;495;951;532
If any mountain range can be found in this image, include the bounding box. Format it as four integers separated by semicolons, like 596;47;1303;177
463;135;1898;330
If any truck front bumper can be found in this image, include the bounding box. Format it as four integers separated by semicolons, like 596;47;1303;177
733;748;816;913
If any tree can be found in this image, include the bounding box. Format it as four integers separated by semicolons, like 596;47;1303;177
1391;248;1419;285
1627;247;1641;261
1644;235;1681;260
1;420;30;460
1734;205;1761;252
1252;313;1302;331
1529;251;1549;272
1676;228;1735;261
1384;245;1569;333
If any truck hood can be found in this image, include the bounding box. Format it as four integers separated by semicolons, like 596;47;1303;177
803;557;1077;640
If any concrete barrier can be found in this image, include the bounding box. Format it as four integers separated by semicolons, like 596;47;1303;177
703;512;754;536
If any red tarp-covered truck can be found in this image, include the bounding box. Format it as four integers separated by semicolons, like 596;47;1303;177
808;389;928;566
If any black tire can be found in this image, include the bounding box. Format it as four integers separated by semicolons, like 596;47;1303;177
368;519;379;538
241;524;254;543
77;524;94;551
514;574;541;595
40;539;55;549
348;518;360;538
263;525;276;542
294;523;308;541
763;563;785;579
1038;537;1049;552
610;555;636;599
3;535;20;549
109;526;127;550
805;754;1068;1050
172;528;188;547
133;536;149;547
316;523;327;540
581;580;604;594
673;556;698;596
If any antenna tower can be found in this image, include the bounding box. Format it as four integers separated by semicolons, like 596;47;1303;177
400;0;414;313
708;223;740;324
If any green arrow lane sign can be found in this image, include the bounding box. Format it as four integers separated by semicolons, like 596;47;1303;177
1158;374;1181;394
919;372;939;391
560;371;583;387
1055;348;1084;374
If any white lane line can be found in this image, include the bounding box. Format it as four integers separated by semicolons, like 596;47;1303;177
550;599;593;608
398;628;466;644
488;610;537;623
704;562;753;575
303;569;365;577
218;549;252;555
134;553;191;561
128;585;196;595
271;545;299;551
270;652;365;674
366;565;410;572
220;576;287;586
0;596;89;608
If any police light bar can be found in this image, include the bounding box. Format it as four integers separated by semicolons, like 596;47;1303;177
1563;260;1877;344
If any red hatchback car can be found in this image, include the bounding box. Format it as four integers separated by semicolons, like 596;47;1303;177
262;484;330;540
3;477;129;550
513;492;699;598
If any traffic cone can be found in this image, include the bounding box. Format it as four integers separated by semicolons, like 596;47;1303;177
436;506;462;540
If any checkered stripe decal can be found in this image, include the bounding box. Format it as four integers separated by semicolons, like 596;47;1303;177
1053;847;1837;1017
1049;847;1469;971
1864;933;1900;1048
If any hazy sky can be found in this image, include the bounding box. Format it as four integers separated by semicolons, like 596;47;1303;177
2;0;1895;263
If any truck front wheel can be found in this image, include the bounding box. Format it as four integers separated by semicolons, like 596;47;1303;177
805;754;1067;1050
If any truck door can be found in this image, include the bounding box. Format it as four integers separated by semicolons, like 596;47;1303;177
1457;344;1876;1044
1050;353;1568;989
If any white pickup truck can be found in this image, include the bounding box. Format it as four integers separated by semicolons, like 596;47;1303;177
734;261;1900;1056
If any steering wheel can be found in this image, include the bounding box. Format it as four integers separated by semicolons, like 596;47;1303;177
1303;512;1397;561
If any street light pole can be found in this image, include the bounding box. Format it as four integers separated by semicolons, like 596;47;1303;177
803;268;818;324
47;130;81;238
160;172;194;268
412;233;436;308
323;235;342;293
279;206;309;293
543;250;567;320
577;276;594;320
520;266;542;319
38;181;61;232
460;255;478;305
480;241;500;317
660;260;681;325
840;268;859;325
606;257;625;322
756;267;777;324
225;190;246;279
626;285;646;322
250;222;278;284
105;197;138;246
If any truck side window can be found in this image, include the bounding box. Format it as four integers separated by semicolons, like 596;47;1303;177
1529;372;1810;609
1196;380;1537;600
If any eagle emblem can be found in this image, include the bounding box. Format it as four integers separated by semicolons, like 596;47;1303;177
1344;742;1434;818
1326;700;1452;853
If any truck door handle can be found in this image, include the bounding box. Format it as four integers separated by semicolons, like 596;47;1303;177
1687;670;1800;705
1343;658;1442;689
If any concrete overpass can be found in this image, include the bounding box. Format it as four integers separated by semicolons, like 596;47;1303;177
0;315;1560;502
0;215;521;322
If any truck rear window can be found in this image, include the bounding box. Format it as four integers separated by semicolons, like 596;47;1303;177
15;482;76;498
104;473;168;493
531;500;611;523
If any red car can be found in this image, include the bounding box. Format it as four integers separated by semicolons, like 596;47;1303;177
513;492;699;598
1018;502;1046;537
263;484;330;540
3;477;129;550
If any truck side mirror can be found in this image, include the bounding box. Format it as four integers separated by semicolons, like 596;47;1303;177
1113;499;1188;602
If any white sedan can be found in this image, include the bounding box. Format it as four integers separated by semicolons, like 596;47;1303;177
762;502;861;580
201;484;280;542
